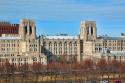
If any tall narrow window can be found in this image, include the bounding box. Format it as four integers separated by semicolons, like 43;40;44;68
64;42;67;54
29;26;32;34
86;27;89;35
54;42;57;55
49;42;52;54
91;27;93;35
74;42;77;54
24;26;27;34
59;42;62;55
69;42;72;54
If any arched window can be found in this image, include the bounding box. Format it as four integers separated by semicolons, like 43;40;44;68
24;26;27;34
49;42;52;46
69;42;72;54
64;42;67;54
49;42;52;52
29;26;32;34
91;27;93;35
59;42;62;55
74;42;77;54
54;42;57;54
86;27;89;34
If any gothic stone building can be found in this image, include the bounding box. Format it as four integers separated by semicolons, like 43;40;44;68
0;19;47;66
43;20;125;62
0;19;125;66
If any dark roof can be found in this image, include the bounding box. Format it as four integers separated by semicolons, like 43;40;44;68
97;36;121;40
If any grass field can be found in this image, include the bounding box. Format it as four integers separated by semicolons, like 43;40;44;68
0;73;125;83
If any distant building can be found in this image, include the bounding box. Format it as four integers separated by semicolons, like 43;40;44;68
0;19;124;66
0;19;47;67
80;21;125;62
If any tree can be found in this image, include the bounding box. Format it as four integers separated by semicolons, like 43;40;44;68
96;58;108;79
0;64;4;83
19;63;29;83
111;59;122;79
32;62;42;83
111;59;121;72
72;62;82;70
82;59;94;81
96;58;108;71
120;62;125;73
82;59;93;70
32;62;42;73
3;63;17;83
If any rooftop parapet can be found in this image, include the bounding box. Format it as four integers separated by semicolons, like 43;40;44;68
0;21;19;26
80;20;96;25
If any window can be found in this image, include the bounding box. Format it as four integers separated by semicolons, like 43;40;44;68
59;42;62;55
69;42;72;54
86;27;89;34
29;26;32;34
74;42;77;54
80;40;83;53
49;42;52;52
54;42;57;54
64;42;67;54
24;26;27;34
91;27;93;35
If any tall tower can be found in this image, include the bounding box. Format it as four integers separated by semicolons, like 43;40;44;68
19;19;36;40
80;21;96;41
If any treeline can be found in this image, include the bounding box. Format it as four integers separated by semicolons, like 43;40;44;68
0;58;125;83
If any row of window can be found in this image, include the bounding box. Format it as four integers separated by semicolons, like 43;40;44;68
0;47;19;52
0;44;19;47
0;40;19;42
0;54;15;57
47;42;77;55
48;47;77;55
114;56;125;60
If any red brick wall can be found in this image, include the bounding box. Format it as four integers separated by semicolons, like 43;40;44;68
0;23;19;34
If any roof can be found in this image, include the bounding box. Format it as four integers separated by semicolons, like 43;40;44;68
0;22;19;34
98;36;121;40
45;35;78;39
0;37;21;40
111;51;125;56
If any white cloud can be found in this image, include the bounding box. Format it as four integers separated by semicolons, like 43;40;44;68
0;0;124;22
112;0;125;4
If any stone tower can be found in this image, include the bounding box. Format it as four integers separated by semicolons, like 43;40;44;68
80;21;96;41
19;19;36;40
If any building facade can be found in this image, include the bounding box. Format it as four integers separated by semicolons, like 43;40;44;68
44;20;125;62
80;21;125;62
0;19;47;67
0;19;125;66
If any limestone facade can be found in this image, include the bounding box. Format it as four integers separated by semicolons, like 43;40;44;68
0;19;125;66
0;19;47;67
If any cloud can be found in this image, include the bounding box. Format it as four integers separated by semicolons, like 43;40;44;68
112;0;125;4
0;0;124;22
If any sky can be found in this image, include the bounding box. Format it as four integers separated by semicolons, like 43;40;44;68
0;0;125;36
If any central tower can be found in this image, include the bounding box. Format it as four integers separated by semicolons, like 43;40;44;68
80;21;97;41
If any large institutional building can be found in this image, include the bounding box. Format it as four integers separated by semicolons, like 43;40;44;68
0;19;47;66
0;19;125;66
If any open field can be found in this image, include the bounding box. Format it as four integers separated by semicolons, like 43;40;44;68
0;72;125;83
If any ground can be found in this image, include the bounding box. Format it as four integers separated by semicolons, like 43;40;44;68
0;73;125;83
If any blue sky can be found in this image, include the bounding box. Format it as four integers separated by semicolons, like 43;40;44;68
0;0;125;36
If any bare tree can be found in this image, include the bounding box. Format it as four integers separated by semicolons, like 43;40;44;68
32;62;42;83
82;59;94;81
19;63;29;83
96;58;108;79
